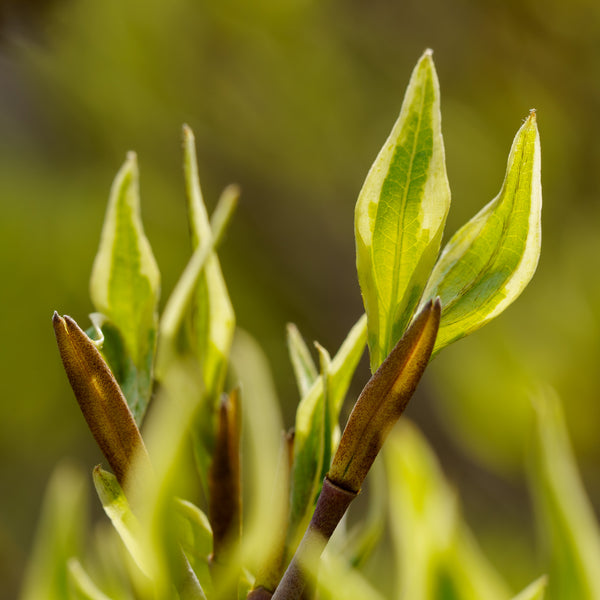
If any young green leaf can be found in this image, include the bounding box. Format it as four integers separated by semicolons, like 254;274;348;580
20;463;87;600
132;362;210;600
67;559;112;600
289;314;367;541
289;343;334;547
227;330;287;582
511;577;548;600
92;466;152;578
156;175;238;379
287;323;319;398
355;50;450;371
530;388;600;600
316;552;385;600
175;499;213;563
175;499;214;597
155;164;238;499
89;153;160;424
422;111;542;355
385;421;510;600
277;303;439;600
183;125;236;398
250;430;294;596
315;343;334;485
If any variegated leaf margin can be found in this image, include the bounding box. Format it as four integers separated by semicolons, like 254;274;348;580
422;111;541;355
89;153;160;423
355;49;450;371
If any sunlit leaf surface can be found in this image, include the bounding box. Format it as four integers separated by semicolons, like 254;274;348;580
92;467;152;578
89;154;160;423
182;125;235;399
385;421;510;600
67;559;112;600
175;499;214;596
422;112;542;355
530;388;600;600
20;464;87;600
355;50;450;371
511;576;548;600
287;323;319;399
289;314;367;541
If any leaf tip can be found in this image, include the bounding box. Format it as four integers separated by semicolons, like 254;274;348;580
419;48;435;69
92;464;106;487
182;123;195;143
222;182;241;203
116;151;139;184
52;312;68;342
524;109;538;131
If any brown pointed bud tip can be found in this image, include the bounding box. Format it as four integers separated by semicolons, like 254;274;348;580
52;312;151;489
328;299;441;493
209;388;242;561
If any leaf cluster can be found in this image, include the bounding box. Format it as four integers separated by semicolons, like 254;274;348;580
22;52;591;600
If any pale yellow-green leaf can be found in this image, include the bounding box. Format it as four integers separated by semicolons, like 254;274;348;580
20;463;88;600
154;162;238;498
287;341;334;547
87;525;144;600
422;112;541;354
175;499;214;597
89;153;160;422
289;314;367;541
92;466;152;578
385;421;510;600
355;50;450;371
287;323;319;398
530;387;600;600
228;329;287;579
315;341;334;483
133;362;209;599
67;559;112;600
316;551;385;600
156;184;238;378
183;125;236;398
511;576;547;600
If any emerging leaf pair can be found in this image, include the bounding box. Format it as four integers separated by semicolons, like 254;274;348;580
356;49;541;371
339;48;541;491
50;48;542;600
274;50;541;599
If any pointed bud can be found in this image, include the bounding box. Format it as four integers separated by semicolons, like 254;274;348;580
328;299;441;493
52;313;151;489
208;387;242;563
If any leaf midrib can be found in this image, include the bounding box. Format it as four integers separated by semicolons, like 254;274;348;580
386;83;428;355
441;140;530;321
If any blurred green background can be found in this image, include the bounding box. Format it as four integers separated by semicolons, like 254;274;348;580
1;0;600;597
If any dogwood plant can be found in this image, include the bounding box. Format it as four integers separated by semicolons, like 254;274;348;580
23;50;566;600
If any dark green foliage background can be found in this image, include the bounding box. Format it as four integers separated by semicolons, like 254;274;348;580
1;0;599;597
